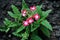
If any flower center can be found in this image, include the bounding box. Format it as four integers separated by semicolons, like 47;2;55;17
32;7;35;10
29;20;32;22
25;22;28;25
35;15;38;18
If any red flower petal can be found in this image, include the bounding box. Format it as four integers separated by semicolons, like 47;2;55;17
21;10;27;14
33;13;40;20
22;13;26;17
23;21;29;26
30;6;36;11
27;17;34;24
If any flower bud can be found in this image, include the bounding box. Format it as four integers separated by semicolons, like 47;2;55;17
30;6;36;11
33;14;40;20
23;21;29;26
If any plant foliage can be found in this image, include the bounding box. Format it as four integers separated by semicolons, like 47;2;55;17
0;0;53;40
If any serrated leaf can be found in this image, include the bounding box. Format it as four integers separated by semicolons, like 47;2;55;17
31;34;42;40
42;10;52;17
11;5;22;19
41;20;53;31
4;18;11;26
11;5;20;14
0;26;7;32
4;18;17;28
8;23;17;27
37;10;52;23
22;0;28;9
36;5;42;16
40;26;50;37
8;11;17;18
12;32;22;37
16;25;25;33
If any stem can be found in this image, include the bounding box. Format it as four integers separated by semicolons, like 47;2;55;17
31;24;33;32
15;18;16;22
27;13;31;17
18;17;20;23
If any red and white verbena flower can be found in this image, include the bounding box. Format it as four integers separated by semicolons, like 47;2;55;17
21;10;27;16
22;13;26;17
27;17;34;24
23;21;29;26
30;6;36;11
21;10;27;14
33;13;40;20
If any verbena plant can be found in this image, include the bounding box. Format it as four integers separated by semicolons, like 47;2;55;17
0;0;53;40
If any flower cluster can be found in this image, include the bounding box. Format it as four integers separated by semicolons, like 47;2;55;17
21;6;40;26
2;0;52;39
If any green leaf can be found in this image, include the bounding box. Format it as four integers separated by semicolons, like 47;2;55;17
8;11;17;18
0;26;7;32
11;5;20;14
36;5;42;16
0;25;10;32
11;5;22;19
4;18;11;26
26;26;30;33
0;29;5;32
31;34;42;40
31;22;40;32
41;20;53;31
15;25;25;33
22;32;29;39
42;10;52;17
4;18;17;28
37;10;52;23
5;28;10;32
40;26;50;37
12;32;22;37
21;38;26;40
22;0;28;9
8;22;17;27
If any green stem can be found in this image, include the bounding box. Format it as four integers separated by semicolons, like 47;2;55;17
15;18;17;22
21;38;26;40
18;17;20;23
31;24;33;32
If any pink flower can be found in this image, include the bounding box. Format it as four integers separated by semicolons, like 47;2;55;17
21;10;27;14
23;21;29;26
22;13;26;17
30;6;36;11
21;10;27;17
33;13;40;20
27;17;34;24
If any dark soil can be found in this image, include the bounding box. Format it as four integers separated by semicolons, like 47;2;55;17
0;0;60;40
